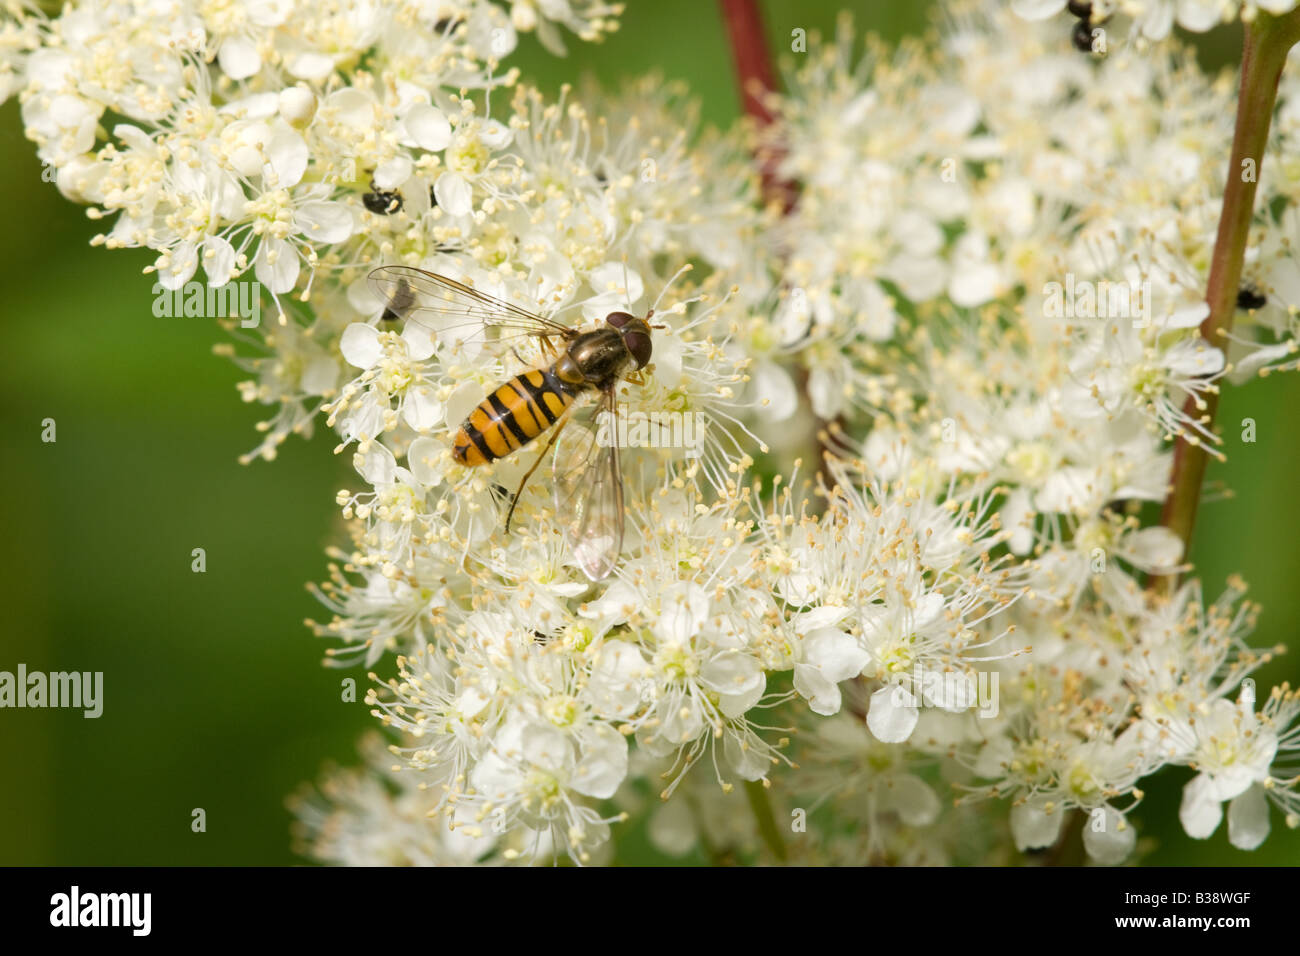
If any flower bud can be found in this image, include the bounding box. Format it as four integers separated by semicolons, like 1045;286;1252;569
278;86;317;129
511;1;537;31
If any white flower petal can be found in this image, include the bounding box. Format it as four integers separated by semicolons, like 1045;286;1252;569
1164;339;1225;377
521;722;572;775
301;355;338;395
247;0;292;27
294;200;354;244
792;605;850;634
340;323;382;369
648;800;698;857
588;262;644;306
217;36;261;80
882;774;940;826
723;730;770;781
804;628;870;683
1126;526;1183;571
654;584;708;645
719;676;766;719
406;437;447;486
372;155;413;191
479;119;513;149
1165;302;1210;329
404;103;452;151
1010;799;1064;851
356;442;397;485
1179;773;1224;839
401;322;436;361
793;664;843;717
754;361;798;422
587;643;648;719
949;261;1001;308
445;382;484;427
433;171;473;216
403;385;444;432
1082;806;1136;865
700;651;762;697
571;724;628;799
203;235;237;287
254;238;300;294
1176;0;1224;32
263;129;308;188
286;52;336;82
866;683;919;743
158;241;199;290
1227;784;1271;851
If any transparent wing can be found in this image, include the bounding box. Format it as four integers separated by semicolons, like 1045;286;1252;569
367;265;575;357
553;390;625;581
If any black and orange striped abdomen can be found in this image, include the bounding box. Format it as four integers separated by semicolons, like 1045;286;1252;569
453;368;574;467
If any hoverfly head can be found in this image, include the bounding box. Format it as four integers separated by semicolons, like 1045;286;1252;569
606;311;653;369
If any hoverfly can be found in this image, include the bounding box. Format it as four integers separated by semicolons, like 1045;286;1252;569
367;264;660;581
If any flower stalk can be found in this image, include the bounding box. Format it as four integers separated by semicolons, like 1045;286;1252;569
719;1;799;861
743;779;788;862
1159;10;1300;565
718;0;797;211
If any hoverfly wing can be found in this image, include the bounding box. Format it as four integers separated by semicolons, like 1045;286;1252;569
372;270;418;322
367;265;575;358
553;391;625;581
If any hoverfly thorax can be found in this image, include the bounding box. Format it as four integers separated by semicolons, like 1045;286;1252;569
560;314;652;388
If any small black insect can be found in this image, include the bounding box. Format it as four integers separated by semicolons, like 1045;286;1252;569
1072;19;1096;52
1237;286;1267;310
1067;0;1092;18
363;186;403;215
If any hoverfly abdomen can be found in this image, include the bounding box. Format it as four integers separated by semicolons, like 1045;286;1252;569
453;368;575;466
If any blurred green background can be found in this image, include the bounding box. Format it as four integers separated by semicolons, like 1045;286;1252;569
0;0;1295;866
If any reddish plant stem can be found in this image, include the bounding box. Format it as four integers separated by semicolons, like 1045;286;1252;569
719;0;779;124
718;0;801;865
1158;12;1300;573
719;0;840;502
718;0;798;212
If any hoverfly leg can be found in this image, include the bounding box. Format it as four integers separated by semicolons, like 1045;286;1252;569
511;334;561;368
539;333;563;359
504;406;573;534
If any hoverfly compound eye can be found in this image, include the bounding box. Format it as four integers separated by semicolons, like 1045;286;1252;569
624;329;653;369
605;311;634;329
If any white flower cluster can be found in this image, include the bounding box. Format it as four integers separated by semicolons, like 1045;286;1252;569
760;2;1300;862
10;0;1300;865
1014;0;1300;43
